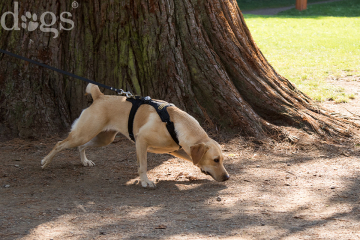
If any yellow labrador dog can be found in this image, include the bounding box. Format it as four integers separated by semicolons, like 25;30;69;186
41;83;229;187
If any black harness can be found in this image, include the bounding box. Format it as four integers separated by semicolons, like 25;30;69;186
126;96;180;147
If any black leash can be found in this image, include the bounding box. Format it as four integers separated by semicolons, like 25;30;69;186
0;48;131;96
0;48;181;147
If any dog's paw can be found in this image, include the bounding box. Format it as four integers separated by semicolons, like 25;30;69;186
41;158;49;169
82;159;95;167
141;180;156;188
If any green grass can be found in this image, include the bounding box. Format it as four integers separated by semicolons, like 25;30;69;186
237;0;326;11
243;0;360;102
278;0;360;16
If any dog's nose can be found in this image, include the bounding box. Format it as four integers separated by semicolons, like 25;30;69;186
222;174;230;181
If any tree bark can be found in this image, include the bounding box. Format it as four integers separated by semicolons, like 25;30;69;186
0;0;356;140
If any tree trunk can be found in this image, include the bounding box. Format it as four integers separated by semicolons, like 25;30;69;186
0;0;356;140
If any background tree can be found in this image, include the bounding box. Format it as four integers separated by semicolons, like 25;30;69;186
0;0;356;140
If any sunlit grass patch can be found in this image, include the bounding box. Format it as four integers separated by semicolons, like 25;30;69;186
243;0;360;102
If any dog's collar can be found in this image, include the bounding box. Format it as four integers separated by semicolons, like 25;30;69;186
126;96;181;148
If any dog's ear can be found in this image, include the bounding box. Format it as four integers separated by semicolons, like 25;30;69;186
190;143;209;165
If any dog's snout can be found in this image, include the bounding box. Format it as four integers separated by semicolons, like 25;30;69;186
222;174;230;181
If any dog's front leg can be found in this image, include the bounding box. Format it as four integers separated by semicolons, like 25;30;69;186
136;138;155;188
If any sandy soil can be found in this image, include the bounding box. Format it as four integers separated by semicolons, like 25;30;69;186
1;78;360;240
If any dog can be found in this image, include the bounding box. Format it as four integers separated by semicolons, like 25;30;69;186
41;83;230;187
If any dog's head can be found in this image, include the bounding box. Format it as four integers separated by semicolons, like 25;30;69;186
190;140;229;182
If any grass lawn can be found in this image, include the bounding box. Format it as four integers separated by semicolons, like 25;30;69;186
237;0;326;11
243;0;360;102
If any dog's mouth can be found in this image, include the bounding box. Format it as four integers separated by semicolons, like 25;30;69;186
201;169;230;182
201;169;212;177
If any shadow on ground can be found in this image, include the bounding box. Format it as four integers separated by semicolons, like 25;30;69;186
1;135;360;239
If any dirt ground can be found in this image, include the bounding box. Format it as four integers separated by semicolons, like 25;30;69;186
1;77;360;240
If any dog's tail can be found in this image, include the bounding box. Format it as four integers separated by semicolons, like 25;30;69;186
85;83;103;101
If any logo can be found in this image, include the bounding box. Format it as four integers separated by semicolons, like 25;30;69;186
158;103;167;110
0;1;75;38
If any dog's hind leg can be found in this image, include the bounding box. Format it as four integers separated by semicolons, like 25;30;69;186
41;110;106;168
78;130;117;166
41;135;86;169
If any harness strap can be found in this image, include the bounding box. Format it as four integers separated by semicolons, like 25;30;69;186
127;96;144;142
126;97;180;147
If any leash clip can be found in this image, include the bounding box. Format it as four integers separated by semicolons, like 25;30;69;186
117;89;133;98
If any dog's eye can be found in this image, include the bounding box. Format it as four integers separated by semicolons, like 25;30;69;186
214;158;220;163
